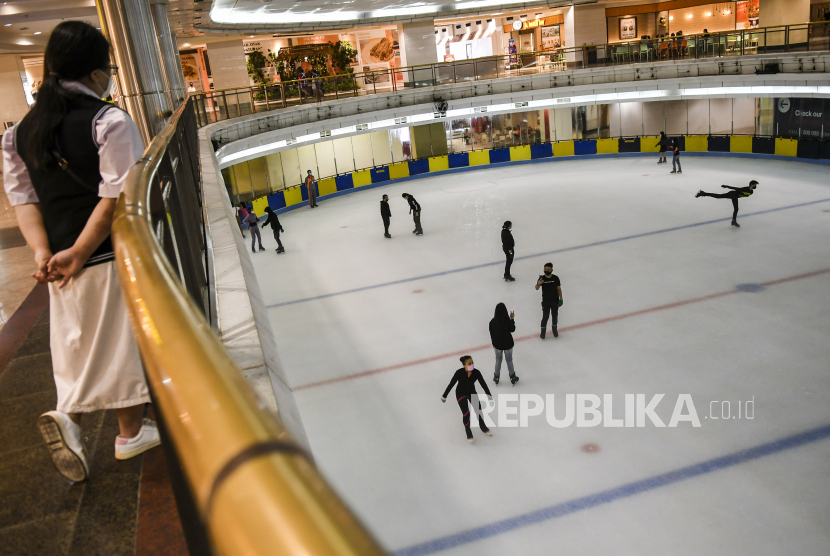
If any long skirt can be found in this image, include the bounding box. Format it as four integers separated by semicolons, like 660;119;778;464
49;262;150;413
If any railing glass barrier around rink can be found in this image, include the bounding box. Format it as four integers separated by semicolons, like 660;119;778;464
190;21;830;127
111;96;387;555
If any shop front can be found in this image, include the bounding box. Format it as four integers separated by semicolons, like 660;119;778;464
606;1;760;42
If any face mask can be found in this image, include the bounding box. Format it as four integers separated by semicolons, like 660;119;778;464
94;70;113;99
545;270;552;275
465;364;474;371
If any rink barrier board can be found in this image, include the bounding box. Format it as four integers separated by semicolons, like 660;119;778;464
640;136;661;153
509;145;531;161
618;137;641;153
248;138;830;215
708;135;731;152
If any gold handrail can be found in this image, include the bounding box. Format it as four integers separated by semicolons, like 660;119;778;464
112;98;386;555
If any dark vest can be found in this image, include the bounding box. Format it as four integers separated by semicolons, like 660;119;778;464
15;95;119;267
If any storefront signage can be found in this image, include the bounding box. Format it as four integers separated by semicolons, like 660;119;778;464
505;18;546;33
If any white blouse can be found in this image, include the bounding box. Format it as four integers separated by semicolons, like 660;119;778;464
2;80;144;206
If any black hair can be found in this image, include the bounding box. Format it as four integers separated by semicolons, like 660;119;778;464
22;21;111;169
544;262;553;268
749;180;758;186
503;220;512;229
402;193;409;198
493;302;510;321
382;194;388;199
460;355;473;365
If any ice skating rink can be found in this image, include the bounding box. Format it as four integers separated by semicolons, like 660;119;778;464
249;156;830;555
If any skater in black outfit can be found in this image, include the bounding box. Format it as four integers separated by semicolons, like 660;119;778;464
669;139;682;174
402;193;422;235
442;355;493;443
380;194;392;238
501;221;515;281
655;131;669;164
489;303;518;386
535;263;563;339
262;207;284;253
695;180;758;227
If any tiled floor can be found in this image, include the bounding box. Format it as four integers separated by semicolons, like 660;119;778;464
0;186;37;332
0;290;188;555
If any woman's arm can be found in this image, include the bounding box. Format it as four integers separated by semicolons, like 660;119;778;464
13;204;52;283
442;371;459;399
47;197;117;287
475;371;492;397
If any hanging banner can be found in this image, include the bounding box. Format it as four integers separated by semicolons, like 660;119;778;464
773;98;827;138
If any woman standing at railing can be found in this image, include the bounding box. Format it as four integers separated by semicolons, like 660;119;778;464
2;21;160;482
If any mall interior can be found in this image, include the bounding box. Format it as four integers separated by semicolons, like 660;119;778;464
1;0;829;554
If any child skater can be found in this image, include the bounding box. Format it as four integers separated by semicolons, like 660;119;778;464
442;356;493;443
262;206;285;253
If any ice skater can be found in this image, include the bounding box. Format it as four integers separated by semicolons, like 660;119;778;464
489;303;518;386
655;131;669;164
501;221;515;281
535;262;563;339
402;193;422;235
243;210;264;253
262;206;284;253
669;139;682;174
442;356;493;443
380;194;392;238
236;202;248;237
695;180;758;227
305;170;318;208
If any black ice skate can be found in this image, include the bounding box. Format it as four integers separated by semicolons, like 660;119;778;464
540;328;546;339
511;375;519;386
731;220;740;228
695;190;704;198
251;246;256;253
670;170;677;174
493;375;499;385
384;233;391;239
259;245;265;251
552;327;558;338
504;275;515;282
276;246;285;254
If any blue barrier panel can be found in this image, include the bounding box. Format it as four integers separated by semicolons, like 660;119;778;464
708;135;730;152
448;152;470;168
618;137;640;153
267;192;286;210
489;148;511;163
299;185;309;201
530;143;553;159
752;136;775;154
371;166;390;183
797;140;821;159
335;174;354;191
574;140;597;155
408;159;430;175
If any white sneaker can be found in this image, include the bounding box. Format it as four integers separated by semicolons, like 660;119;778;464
37;411;89;482
115;419;161;460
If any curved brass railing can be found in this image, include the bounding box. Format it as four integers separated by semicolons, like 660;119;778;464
112;98;386;555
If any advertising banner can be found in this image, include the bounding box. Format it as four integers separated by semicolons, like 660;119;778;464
773;98;827;138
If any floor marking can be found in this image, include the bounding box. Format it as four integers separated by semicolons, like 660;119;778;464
293;267;830;391
267;197;830;309
394;422;830;556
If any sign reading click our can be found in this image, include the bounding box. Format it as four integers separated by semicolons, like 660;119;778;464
505;18;546;33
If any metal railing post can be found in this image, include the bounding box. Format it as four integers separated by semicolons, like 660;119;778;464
221;92;229;122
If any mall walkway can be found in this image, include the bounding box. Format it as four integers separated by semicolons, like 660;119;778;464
0;270;189;554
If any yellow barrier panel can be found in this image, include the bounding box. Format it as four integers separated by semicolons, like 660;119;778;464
428;156;449;172
284;186;303;206
352;169;372;187
389;162;409;179
318;177;337;196
251;197;269;215
730;135;752;153
469;150;490;166
641;136;661;152
596;138;619;154
685;135;708;152
509;145;531;161
553;141;575;157
775;138;798;157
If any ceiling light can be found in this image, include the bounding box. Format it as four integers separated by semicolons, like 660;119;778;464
183;42;191;46
687;14;693;19
706;12;712;16
669;15;674;20
34;31;41;35
3;23;10;27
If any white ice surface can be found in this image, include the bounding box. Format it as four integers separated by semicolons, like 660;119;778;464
247;156;830;555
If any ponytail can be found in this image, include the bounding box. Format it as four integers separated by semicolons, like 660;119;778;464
22;21;111;169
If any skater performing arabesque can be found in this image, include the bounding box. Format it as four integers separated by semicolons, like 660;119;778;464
695;180;758;227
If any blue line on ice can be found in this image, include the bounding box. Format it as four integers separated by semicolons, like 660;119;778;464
267;197;830;309
395;422;830;556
